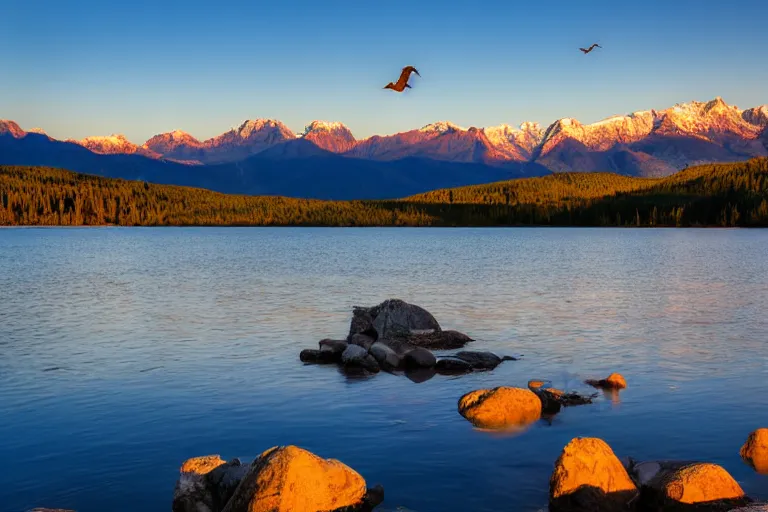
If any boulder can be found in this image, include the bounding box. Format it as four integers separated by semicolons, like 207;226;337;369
740;428;768;473
349;299;441;341
341;345;380;373
348;334;376;351
458;387;541;430
221;445;374;512
549;437;638;512
319;339;349;361
370;299;441;339
173;455;227;512
435;357;474;375
369;341;403;371
453;351;505;370
403;347;437;368
639;462;749;510
586;373;627;390
299;349;335;364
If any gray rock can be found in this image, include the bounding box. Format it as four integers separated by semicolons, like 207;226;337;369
342;344;370;365
319;339;348;361
362;355;381;373
405;330;473;350
453;351;504;370
369;341;403;370
348;306;377;339
348;333;376;351
435;357;474;375
299;349;335;364
205;459;250;511
371;299;441;339
403;347;436;368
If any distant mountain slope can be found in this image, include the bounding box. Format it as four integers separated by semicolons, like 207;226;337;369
3;158;766;226
0;128;535;200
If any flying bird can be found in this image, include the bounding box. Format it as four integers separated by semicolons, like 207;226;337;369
579;43;601;54
384;66;421;92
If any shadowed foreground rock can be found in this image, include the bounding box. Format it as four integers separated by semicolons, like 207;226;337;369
637;462;750;511
549;437;638;512
222;445;382;512
27;509;76;512
173;455;249;512
740;428;768;474
458;387;541;430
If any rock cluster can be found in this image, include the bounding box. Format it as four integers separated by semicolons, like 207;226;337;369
173;446;384;512
300;299;518;380
549;437;756;512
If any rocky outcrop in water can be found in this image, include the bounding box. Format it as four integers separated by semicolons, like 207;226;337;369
527;380;597;414
299;300;517;381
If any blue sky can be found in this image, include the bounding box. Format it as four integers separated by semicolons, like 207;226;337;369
2;0;767;143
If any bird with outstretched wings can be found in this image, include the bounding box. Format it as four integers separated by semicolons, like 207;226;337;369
384;66;421;92
579;43;601;54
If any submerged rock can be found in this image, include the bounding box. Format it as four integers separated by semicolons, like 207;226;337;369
300;349;335;364
527;380;596;413
404;366;436;384
453;351;506;370
403;347;437;368
222;445;379;512
549;437;638;512
740;428;768;474
585;373;627;390
435;357;474;375
638;462;749;510
458;387;541;430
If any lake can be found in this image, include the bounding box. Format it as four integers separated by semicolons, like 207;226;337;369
1;227;767;512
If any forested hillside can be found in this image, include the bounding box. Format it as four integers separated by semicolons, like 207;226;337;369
2;158;767;227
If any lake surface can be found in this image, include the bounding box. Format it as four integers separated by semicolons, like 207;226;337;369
1;227;767;512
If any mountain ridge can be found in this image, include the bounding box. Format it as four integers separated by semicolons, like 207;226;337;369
4;97;766;175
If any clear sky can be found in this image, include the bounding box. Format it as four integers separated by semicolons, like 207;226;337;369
2;0;767;143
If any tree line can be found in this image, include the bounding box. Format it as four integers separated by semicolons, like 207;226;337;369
1;158;767;227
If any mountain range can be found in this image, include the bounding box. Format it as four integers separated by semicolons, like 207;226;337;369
1;97;767;200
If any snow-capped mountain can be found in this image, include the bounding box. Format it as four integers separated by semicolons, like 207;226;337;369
72;134;162;158
0;120;26;138
142;120;296;164
3;97;767;179
301;121;356;153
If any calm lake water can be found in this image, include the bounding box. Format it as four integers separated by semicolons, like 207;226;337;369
1;227;767;512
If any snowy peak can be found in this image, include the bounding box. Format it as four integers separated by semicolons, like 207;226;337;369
743;106;768;127
301;121;356;153
0;120;26;138
484;123;544;160
230;119;296;141
419;121;464;135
